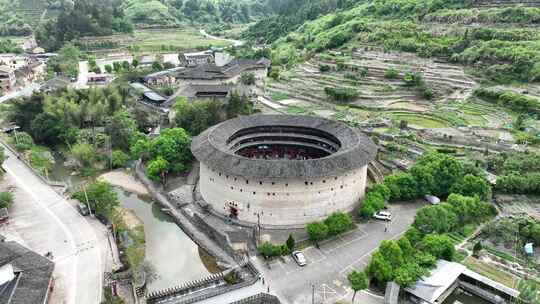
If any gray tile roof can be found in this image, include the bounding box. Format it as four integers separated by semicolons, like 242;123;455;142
174;58;270;80
0;241;54;304
192;114;377;178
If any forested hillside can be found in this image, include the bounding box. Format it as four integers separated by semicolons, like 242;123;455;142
247;0;540;83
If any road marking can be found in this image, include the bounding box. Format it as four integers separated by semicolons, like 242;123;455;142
338;230;407;275
2;147;104;304
4;165;79;304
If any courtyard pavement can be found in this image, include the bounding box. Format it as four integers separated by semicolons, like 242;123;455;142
253;202;425;304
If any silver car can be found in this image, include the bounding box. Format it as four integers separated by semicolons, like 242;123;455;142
373;211;392;221
292;250;307;266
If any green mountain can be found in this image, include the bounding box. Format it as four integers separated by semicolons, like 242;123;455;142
248;0;540;83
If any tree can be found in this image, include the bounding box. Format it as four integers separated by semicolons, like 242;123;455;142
105;65;113;73
414;204;457;234
152;61;163;71
132;59;139;68
0;146;6;167
384;68;399;79
71;142;96;168
130;137;151;160
347;270;368;302
324;212;352;236
147;157;169;184
418;234;455;261
226;92;254;118
384;173;418;201
450;174;492;201
394;262;426;287
307;221;328;245
518;280;539;304
286;234;295;252
367;251;393;285
174;98;222;136
72;181;119;218
13;132;34;151
111;150;129;168
240;73;256;85
105;110;139;151
379;240;404;268
148;128;192;174
122;61;130;70
0;192;14;209
258;242;274;259
473;241;483;257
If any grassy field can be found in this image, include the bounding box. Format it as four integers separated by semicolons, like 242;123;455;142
131;28;231;52
390;113;450;129
462;257;518;288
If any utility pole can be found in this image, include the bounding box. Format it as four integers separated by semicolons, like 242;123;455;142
83;184;93;217
312;283;315;304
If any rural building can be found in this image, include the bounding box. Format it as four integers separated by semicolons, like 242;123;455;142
405;260;519;304
174;58;271;86
87;73;114;86
0;240;55;303
129;82;167;105
179;51;214;67
192;115;377;226
176;84;236;101
143;70;178;86
0;66;16;92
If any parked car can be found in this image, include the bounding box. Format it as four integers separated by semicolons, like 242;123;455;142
373;211;392;221
424;195;440;205
77;204;90;216
292;250;307;266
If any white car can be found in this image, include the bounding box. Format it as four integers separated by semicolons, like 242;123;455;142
292;250;307;266
373;211;392;221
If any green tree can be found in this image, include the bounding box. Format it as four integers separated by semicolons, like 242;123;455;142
258;241;274;259
147;157;169;184
450;174;492;201
473;241;483;257
72;181;119;218
105;65;113;73
130;137;150;160
111;150;130;168
13;132;34;151
414;204;457;234
226;92;254;118
0;192;14;209
419;234;455;261
384;68;399;79
379;240;404;268
324;212;352;236
152;61;163;71
286;234;295;252
132;59;139;68
148;128;192;174
367;251;393;285
240;73;256;85
307;221;329;245
347;270;368;302
106;110;139;151
71;142;96;168
518;280;539;304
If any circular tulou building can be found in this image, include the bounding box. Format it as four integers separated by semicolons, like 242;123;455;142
192;115;377;227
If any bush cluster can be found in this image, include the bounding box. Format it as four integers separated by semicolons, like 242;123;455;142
474;88;540;114
324;87;359;103
307;212;353;244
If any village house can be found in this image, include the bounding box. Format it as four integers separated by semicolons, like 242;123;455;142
0;66;16;92
173;58;271;86
0;239;55;304
87;73;114;86
179;51;214;67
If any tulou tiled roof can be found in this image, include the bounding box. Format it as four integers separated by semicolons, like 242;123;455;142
192;114;377;179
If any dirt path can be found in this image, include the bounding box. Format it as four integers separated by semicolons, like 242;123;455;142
99;170;149;196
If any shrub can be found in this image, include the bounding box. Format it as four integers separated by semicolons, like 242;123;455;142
324;87;359;102
384;68;400;79
319;64;331;72
0;192;13;209
324;212;353;235
111;150;130;168
307;221;329;244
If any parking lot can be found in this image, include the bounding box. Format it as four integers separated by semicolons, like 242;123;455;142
253;202;425;304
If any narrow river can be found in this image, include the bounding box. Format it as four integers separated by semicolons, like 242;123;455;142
49;155;215;292
118;189;215;292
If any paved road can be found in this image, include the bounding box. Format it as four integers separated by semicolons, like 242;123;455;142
1;143;104;304
0;82;40;103
200;29;244;47
255;202;425;304
76;61;89;89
